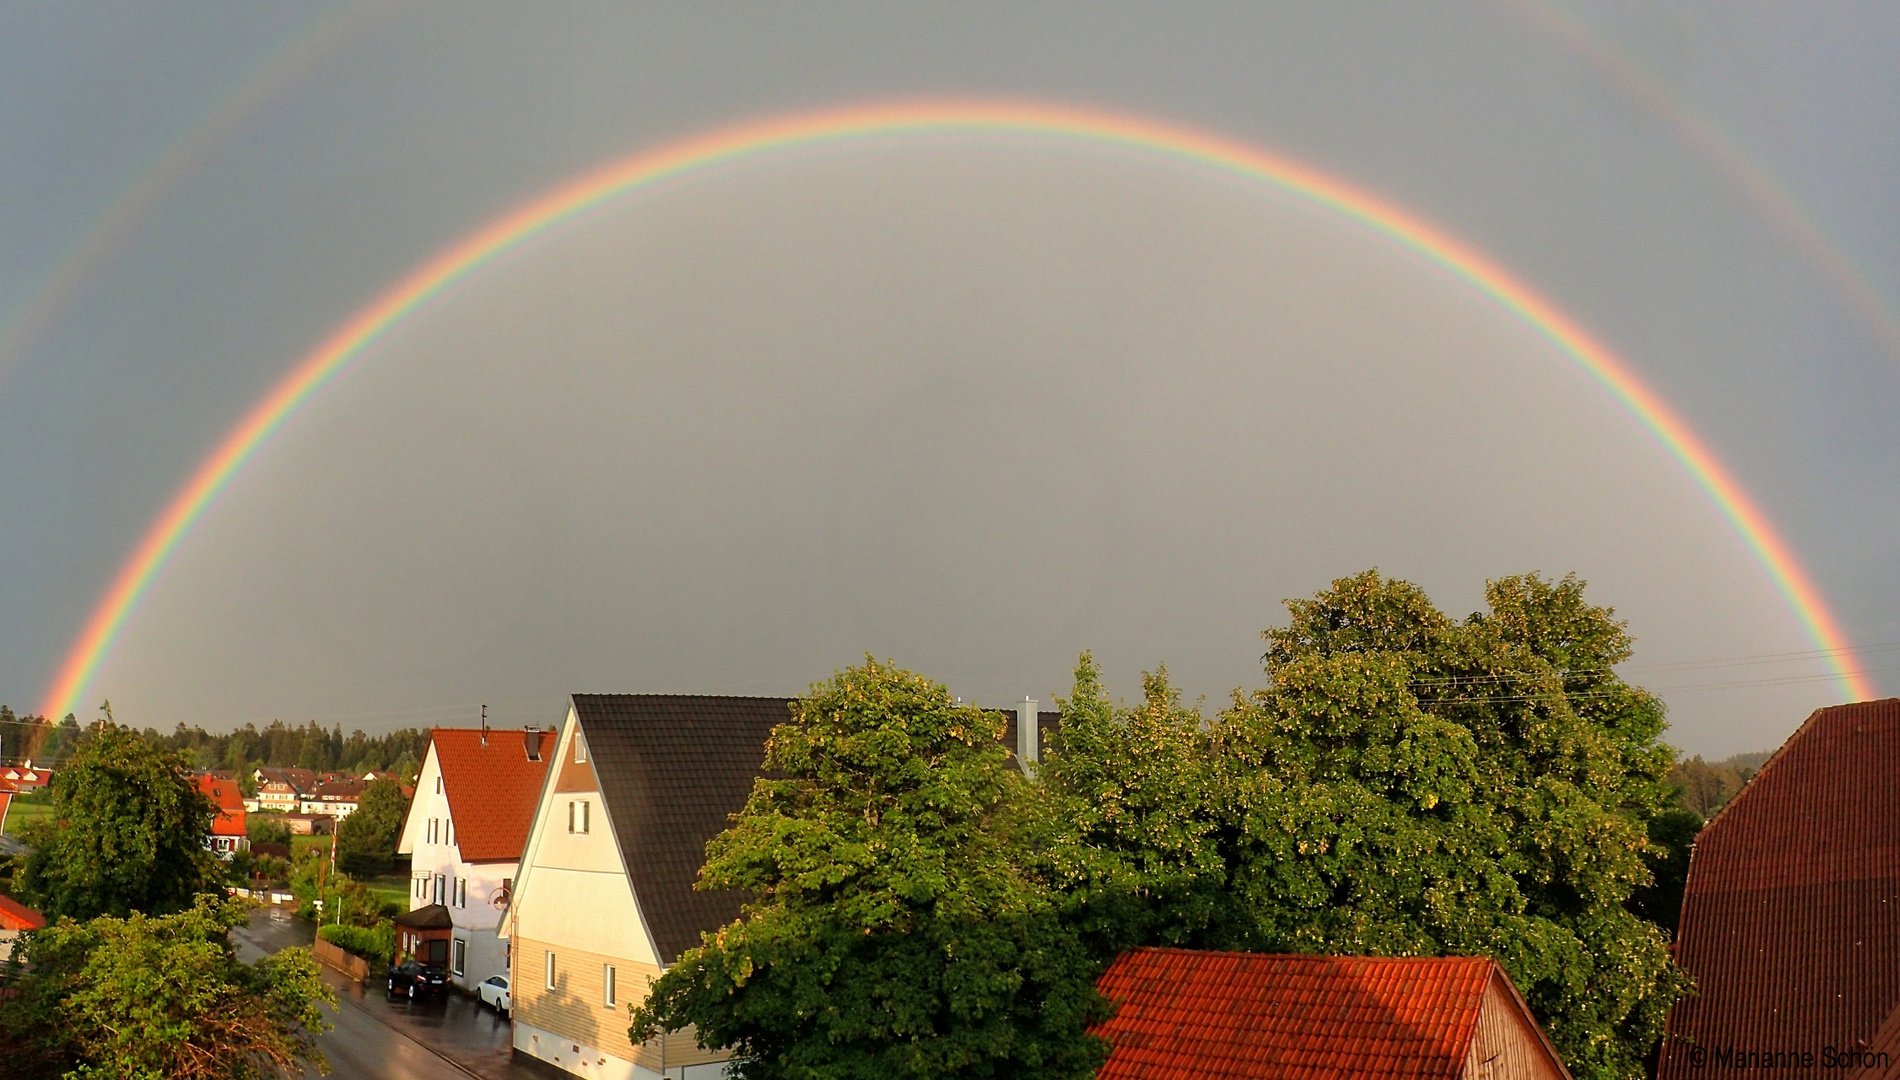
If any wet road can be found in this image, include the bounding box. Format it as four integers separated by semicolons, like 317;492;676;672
234;906;541;1080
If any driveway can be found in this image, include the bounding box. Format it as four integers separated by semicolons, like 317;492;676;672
234;906;544;1080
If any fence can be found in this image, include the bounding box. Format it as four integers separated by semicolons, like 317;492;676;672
313;937;372;982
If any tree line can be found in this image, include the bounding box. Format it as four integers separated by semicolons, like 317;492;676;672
0;709;429;783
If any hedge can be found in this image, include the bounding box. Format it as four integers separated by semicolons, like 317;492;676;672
318;922;396;966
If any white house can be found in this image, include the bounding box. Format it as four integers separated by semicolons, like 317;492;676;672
397;727;551;992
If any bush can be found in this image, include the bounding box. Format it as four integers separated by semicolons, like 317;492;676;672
248;814;293;848
318;922;395;966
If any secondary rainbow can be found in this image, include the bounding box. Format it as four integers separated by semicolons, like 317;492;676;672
39;99;1873;719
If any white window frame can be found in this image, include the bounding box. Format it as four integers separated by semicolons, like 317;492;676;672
575;730;588;763
568;799;590;834
603;963;616;1008
452;938;466;977
455;877;466;908
545;951;556;990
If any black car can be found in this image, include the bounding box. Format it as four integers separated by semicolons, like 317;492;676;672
386;960;448;1001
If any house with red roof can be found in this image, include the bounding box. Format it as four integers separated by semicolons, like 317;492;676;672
0;894;45;963
251;767;318;814
196;774;250;859
397;727;551;992
1;761;53;792
1094;948;1570;1080
1661;699;1900;1080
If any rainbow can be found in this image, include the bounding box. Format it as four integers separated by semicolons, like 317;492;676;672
37;99;1874;719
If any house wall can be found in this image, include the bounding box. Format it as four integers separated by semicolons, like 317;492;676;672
1463;972;1569;1080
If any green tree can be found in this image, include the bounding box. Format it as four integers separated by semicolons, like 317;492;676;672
295;726;329;772
631;659;1108;1080
0;894;334;1078
1034;656;1233;955
1207;571;1685;1080
18;724;222;920
335;777;408;877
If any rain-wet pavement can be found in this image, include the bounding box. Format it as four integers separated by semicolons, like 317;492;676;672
235;905;543;1080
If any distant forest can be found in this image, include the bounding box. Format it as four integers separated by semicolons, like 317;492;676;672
0;707;429;783
3;700;1768;818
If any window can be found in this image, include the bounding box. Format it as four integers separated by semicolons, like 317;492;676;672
434;874;446;905
427;818;438;844
574;731;588;764
445;818;454;847
435;775;442;794
452;938;466;977
545;951;556;990
603;964;616;1008
455;878;466;907
568;800;590;834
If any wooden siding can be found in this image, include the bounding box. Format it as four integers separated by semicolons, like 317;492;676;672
510;934;728;1070
1463;971;1570;1080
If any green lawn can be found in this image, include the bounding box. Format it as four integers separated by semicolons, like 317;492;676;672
289;834;333;860
2;797;52;835
362;874;410;912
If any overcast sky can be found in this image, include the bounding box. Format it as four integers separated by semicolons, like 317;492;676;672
1;2;1896;756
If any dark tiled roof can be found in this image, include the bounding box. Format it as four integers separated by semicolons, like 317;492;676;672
1094;948;1498;1080
395;903;455;930
572;694;790;964
1662;699;1900;1080
430;728;549;863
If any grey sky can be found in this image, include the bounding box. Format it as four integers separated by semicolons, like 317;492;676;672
1;2;1895;755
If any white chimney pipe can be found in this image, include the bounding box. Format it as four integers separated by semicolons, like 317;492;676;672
1017;698;1039;772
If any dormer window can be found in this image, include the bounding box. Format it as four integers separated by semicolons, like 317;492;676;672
574;731;588;764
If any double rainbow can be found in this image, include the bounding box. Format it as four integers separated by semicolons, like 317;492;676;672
38;100;1872;719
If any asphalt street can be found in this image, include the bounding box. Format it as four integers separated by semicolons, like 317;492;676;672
233;906;543;1080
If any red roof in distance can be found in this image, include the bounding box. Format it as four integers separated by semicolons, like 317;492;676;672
0;894;46;931
1093;948;1567;1080
430;728;551;863
1662;699;1900;1080
196;775;247;837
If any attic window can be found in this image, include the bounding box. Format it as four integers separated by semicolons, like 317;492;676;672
568;800;590;834
574;731;588;764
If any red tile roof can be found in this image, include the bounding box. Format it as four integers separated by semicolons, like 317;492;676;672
0;894;45;931
196;775;247;837
1094;949;1503;1080
431;728;551;863
1662;699;1900;1080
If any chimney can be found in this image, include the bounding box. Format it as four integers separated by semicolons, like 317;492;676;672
524;727;543;762
1016;698;1039;772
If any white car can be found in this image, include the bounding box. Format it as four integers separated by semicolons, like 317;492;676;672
478;974;511;1014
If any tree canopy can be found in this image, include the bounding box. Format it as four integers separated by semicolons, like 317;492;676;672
1041;571;1687;1080
0;894;334;1079
17;723;222;920
631;659;1108;1080
334;776;409;877
633;572;1687;1080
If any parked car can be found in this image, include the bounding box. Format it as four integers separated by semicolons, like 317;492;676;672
386;960;448;1001
478;974;511;1014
